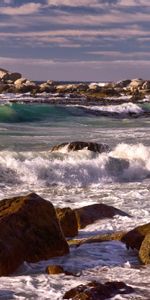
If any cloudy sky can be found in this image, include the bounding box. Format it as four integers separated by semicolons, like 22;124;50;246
0;0;150;81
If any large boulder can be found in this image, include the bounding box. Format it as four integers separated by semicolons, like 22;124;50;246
63;281;134;299
50;141;110;153
74;203;130;229
0;193;69;276
56;207;78;237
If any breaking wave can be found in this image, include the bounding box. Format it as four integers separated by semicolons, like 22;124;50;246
0;143;149;189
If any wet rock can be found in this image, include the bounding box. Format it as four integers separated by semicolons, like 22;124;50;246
50;141;110;153
139;233;150;264
74;203;130;229
46;264;78;276
121;222;150;251
69;231;126;247
46;264;65;275
56;207;78;237
63;281;134;299
0;193;69;276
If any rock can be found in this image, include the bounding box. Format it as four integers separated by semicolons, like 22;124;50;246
0;68;8;80
39;82;56;93
46;265;65;275
128;78;144;91
121;222;150;251
88;83;102;91
0;193;69;276
69;231;126;247
63;281;134;299
56;207;78;237
3;72;21;83
50;141;110;153
0;83;9;93
46;264;77;276
115;79;131;88
15;79;37;93
142;81;150;90
14;78;27;86
139;233;150;264
74;203;130;229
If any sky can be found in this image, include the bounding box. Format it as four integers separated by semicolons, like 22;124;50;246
0;0;150;81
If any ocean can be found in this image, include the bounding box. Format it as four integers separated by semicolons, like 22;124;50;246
0;92;150;299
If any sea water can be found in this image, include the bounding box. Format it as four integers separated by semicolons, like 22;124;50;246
0;93;150;299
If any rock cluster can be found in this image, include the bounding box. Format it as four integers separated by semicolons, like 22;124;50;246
0;68;150;100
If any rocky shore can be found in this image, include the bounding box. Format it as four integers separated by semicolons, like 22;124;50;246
0;188;150;299
0;68;150;105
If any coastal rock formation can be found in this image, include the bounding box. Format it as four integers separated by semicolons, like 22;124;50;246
74;203;130;229
56;207;78;237
63;281;134;299
50;141;110;153
0;193;69;276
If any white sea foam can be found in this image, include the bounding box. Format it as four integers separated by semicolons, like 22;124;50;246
80;102;143;115
0;143;149;191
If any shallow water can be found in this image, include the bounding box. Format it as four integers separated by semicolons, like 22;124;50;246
0;94;150;299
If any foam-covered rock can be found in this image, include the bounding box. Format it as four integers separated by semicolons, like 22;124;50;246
50;141;110;153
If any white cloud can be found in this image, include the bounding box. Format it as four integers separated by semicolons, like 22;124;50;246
0;3;42;15
47;0;99;7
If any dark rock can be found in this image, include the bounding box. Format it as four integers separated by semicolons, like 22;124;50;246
3;72;21;83
50;141;110;153
74;203;130;229
121;222;150;251
56;207;78;237
63;281;134;299
0;193;69;276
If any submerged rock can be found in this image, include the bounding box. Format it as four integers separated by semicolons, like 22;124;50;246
56;207;78;237
63;281;134;299
0;193;69;276
74;203;130;229
50;141;110;153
